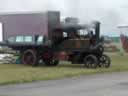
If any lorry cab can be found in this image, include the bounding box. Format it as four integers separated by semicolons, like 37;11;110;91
52;21;101;52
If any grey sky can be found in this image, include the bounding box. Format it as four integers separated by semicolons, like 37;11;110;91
0;0;128;36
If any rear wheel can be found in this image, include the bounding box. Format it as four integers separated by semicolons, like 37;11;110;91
84;55;98;69
22;49;38;66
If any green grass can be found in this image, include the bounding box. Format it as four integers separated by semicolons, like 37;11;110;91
0;54;128;85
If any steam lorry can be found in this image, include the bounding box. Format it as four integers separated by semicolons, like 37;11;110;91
0;11;111;68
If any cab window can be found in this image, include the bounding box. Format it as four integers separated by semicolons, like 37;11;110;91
15;35;33;43
37;36;44;43
16;36;24;42
24;36;33;42
63;32;68;38
8;37;15;43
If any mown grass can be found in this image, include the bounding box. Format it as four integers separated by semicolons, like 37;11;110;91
0;54;128;85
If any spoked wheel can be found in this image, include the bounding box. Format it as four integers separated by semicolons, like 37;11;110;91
84;55;98;69
22;49;38;66
99;54;111;68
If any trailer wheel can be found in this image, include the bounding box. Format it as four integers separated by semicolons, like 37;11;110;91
22;49;38;66
84;55;98;69
100;54;111;68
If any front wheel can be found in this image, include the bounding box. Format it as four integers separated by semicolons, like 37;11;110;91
84;55;98;69
99;54;111;68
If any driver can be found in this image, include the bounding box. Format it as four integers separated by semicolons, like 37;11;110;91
68;29;80;39
88;30;95;45
88;30;94;38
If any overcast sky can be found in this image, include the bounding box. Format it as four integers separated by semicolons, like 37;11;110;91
0;0;128;37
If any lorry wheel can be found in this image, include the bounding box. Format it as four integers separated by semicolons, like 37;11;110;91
100;54;111;68
84;55;98;69
22;49;38;66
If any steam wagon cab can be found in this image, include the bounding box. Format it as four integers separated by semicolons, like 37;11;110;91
52;21;111;68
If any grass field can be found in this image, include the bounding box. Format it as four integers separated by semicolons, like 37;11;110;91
0;53;127;85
